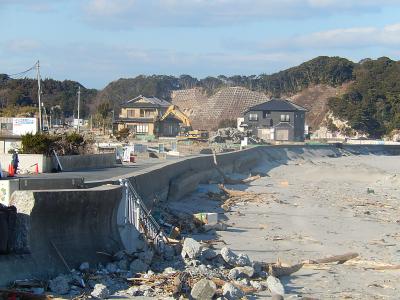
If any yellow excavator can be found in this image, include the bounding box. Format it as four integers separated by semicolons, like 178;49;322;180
159;105;209;141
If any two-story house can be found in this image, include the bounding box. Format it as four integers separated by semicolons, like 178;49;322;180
114;95;181;137
243;99;307;141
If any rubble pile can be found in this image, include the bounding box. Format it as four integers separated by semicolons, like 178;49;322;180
9;237;304;299
209;127;264;144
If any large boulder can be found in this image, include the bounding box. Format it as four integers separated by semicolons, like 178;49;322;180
181;238;202;259
220;247;251;267
190;278;217;300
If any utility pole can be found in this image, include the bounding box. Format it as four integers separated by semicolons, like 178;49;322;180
36;60;42;132
77;86;81;133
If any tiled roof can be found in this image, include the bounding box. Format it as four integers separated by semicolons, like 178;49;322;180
121;95;171;108
247;98;307;112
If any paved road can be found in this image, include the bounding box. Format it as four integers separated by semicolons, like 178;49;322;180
21;157;182;182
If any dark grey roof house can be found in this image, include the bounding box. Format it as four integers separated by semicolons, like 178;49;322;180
243;99;307;141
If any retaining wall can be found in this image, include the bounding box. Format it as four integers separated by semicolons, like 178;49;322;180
0;152;116;174
0;185;123;285
55;153;116;171
0;154;52;173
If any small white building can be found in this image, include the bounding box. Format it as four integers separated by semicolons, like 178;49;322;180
0;117;38;153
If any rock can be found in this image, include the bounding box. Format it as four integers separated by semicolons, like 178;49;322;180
91;283;110;299
228;266;255;280
266;276;285;296
138;248;154;265
126;286;139;296
118;259;129;270
197;264;209;275
163;245;176;261
201;248;218;260
250;280;264;291
79;262;90;272
191;278;217;300
129;259;149;274
113;250;126;261
220;247;251;267
106;262;118;273
186;259;202;267
181;238;202;259
49;275;70;295
252;261;263;276
222;282;245;300
163;267;177;274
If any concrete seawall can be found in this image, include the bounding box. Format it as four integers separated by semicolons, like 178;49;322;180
0;185;123;285
1;144;400;285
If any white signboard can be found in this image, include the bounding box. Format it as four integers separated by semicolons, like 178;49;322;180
12;118;37;135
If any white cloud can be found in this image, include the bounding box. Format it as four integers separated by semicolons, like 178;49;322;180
260;23;400;51
82;0;400;28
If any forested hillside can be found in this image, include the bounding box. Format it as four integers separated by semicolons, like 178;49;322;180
94;56;355;111
328;57;400;137
0;74;97;117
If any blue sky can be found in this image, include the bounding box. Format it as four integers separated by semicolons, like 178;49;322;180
1;0;400;89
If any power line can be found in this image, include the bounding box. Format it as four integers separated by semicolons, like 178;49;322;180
8;62;37;79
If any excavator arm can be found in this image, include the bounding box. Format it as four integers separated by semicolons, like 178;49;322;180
160;105;191;127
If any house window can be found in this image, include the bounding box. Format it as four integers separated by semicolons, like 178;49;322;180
136;124;149;133
264;111;270;118
280;114;290;122
127;109;135;118
249;113;258;121
140;109;152;118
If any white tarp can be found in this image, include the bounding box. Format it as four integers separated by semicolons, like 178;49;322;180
12;118;37;135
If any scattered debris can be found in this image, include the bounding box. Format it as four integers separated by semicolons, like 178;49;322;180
209;127;264;144
49;275;70;295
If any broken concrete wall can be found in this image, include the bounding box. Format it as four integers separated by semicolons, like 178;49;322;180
0;185;123;285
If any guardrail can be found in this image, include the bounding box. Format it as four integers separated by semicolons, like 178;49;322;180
119;178;165;252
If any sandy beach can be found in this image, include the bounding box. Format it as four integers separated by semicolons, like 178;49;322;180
169;152;400;299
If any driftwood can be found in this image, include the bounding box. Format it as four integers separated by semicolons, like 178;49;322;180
211;278;257;294
172;272;188;295
304;252;359;264
365;264;400;271
219;184;250;197
268;263;304;277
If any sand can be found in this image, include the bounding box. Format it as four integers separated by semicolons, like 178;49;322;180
169;153;400;299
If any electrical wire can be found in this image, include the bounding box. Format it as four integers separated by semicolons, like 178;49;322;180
8;62;37;79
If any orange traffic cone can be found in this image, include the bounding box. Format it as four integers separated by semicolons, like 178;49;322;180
35;163;39;174
8;164;14;177
7;164;11;177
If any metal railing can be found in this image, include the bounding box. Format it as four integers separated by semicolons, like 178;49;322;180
119;178;165;252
